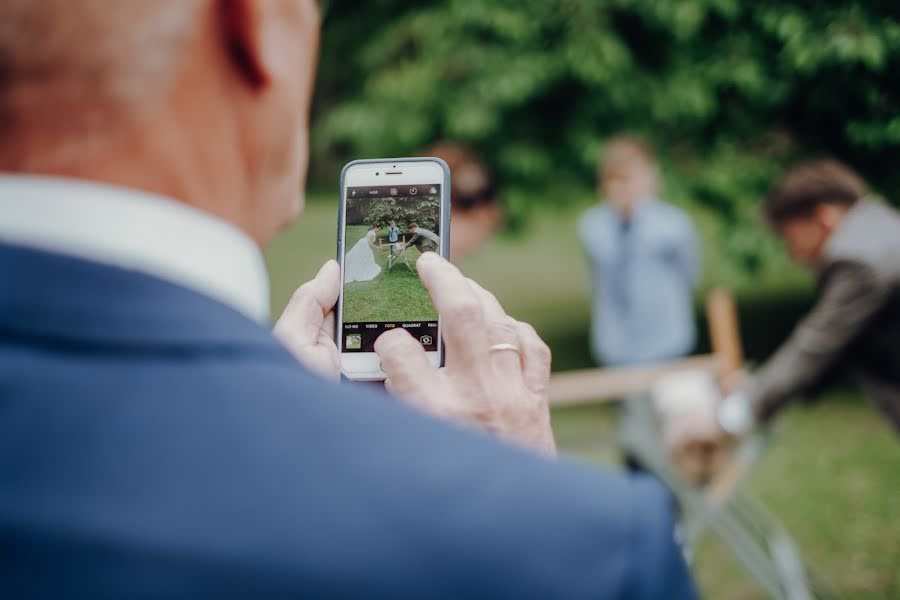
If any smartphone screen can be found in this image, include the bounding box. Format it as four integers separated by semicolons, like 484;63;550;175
337;159;448;380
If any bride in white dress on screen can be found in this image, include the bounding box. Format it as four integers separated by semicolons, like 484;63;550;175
344;223;382;283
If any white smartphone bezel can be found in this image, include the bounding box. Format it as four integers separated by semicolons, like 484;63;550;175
337;159;448;380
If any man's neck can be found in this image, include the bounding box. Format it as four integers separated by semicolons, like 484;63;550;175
1;105;259;246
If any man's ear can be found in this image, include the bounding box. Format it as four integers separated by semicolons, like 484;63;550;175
219;0;269;90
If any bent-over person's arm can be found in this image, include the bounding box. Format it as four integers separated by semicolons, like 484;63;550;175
750;260;890;422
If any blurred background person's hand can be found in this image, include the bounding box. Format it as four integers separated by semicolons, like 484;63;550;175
720;368;750;397
653;371;729;483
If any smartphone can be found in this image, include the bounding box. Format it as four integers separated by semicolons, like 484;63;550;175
336;158;451;380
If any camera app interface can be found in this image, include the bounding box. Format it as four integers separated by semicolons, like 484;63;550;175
342;184;441;353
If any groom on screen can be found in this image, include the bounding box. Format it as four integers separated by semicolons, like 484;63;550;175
405;222;440;254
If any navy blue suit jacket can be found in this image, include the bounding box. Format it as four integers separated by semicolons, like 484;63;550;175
0;243;696;599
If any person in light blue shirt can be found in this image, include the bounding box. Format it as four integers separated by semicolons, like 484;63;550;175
388;219;400;243
579;136;700;366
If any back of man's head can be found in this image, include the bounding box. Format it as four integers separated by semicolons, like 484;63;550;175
765;159;871;268
765;159;868;225
0;1;203;168
1;0;320;247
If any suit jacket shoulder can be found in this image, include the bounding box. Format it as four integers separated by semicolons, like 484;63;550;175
0;243;696;599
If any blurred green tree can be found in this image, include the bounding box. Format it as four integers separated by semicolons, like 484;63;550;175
356;196;440;232
311;0;900;287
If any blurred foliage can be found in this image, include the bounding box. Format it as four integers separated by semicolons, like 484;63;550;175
311;0;900;289
364;196;440;232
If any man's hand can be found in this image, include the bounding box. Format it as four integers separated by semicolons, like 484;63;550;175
273;260;341;380
374;252;556;456
720;368;749;397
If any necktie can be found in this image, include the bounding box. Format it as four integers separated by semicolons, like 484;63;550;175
611;218;632;311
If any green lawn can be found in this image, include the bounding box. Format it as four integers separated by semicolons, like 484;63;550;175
267;197;900;599
552;397;900;599
341;225;437;322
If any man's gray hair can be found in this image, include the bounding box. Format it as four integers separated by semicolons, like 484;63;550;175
0;0;202;166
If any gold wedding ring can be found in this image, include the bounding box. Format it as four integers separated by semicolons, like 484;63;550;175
488;343;521;354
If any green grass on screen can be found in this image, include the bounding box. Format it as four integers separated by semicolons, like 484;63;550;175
341;225;437;323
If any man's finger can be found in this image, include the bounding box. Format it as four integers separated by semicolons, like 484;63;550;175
323;310;336;340
274;260;341;344
374;328;440;403
415;253;490;374
313;259;342;309
466;279;523;379
513;320;552;396
300;260;341;316
303;330;340;380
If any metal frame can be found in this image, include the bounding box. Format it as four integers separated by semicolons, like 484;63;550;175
617;392;834;599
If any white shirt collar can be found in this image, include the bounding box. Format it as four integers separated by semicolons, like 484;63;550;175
0;175;270;323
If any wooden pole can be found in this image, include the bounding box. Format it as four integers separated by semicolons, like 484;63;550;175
705;287;743;376
548;355;721;407
546;288;743;407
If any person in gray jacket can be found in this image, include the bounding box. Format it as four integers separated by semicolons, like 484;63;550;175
746;158;900;432
405;221;441;253
667;159;899;466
